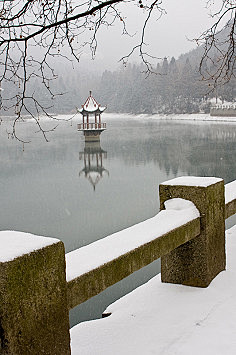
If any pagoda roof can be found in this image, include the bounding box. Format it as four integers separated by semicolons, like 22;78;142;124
78;91;106;113
79;167;109;191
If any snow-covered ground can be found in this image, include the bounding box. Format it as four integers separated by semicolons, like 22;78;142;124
71;225;236;355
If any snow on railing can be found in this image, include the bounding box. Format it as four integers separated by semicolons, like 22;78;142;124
66;199;199;282
66;198;200;309
66;177;236;310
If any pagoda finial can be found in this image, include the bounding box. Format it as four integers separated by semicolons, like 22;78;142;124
89;90;92;96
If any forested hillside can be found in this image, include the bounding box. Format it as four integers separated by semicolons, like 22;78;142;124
47;54;236;115
3;48;235;116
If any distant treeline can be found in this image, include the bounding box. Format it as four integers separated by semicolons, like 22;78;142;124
2;50;236;116
40;53;236;115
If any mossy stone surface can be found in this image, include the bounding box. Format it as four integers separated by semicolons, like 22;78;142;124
0;241;70;354
160;179;226;287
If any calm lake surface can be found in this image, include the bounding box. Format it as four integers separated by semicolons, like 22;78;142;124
1;115;236;326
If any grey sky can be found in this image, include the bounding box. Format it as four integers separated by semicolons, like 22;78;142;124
78;0;225;72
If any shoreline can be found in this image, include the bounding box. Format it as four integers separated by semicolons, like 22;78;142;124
1;112;236;123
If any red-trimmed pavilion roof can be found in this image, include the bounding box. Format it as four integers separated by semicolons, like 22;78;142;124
78;91;106;113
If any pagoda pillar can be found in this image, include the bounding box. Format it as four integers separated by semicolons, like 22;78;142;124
95;114;97;128
88;153;91;168
82;115;85;129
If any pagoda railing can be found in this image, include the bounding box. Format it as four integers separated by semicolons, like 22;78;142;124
78;123;106;130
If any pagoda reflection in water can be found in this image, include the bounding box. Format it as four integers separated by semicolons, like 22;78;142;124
79;141;109;191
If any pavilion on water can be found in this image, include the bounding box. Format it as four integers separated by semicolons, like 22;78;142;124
77;91;106;141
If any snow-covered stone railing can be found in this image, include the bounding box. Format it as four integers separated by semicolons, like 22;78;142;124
225;180;236;219
1;176;236;354
66;176;235;310
66;198;201;309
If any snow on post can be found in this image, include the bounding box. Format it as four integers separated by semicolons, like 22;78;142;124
159;176;225;287
0;231;70;354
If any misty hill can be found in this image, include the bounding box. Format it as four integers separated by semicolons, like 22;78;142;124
39;23;236;115
1;22;235;116
47;45;234;115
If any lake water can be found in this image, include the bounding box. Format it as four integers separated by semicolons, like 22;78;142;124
0;115;236;326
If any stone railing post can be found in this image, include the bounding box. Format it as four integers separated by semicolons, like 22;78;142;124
0;231;71;354
159;177;225;287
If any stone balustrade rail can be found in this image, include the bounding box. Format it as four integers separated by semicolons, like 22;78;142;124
1;176;236;354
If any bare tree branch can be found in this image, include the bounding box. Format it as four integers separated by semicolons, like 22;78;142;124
197;1;236;90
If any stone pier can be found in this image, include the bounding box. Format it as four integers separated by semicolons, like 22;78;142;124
0;231;70;354
159;177;226;287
